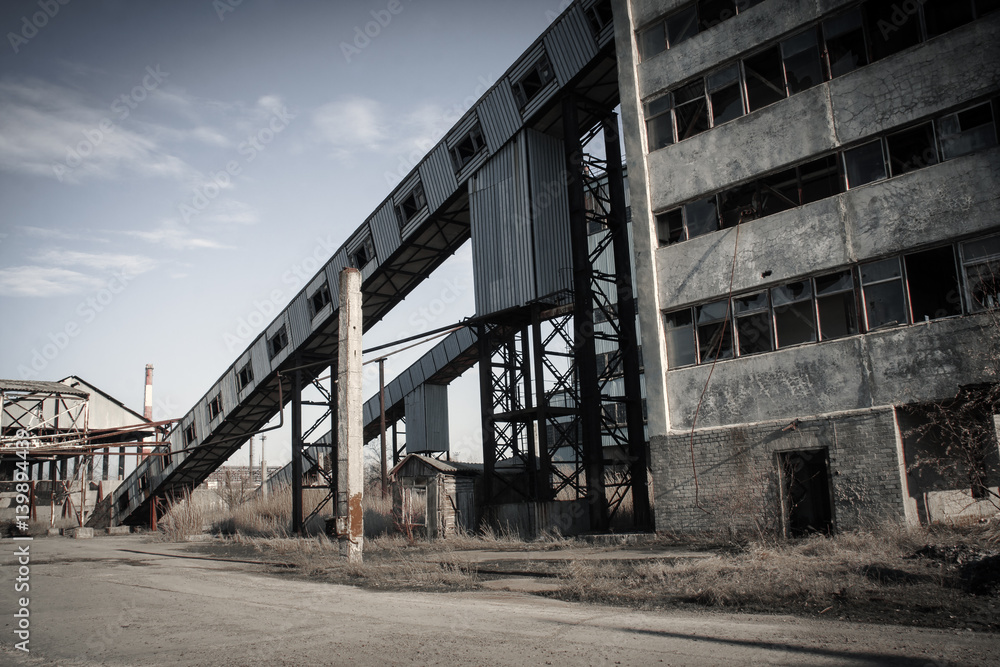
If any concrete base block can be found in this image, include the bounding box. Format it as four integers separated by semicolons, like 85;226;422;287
47;528;61;536
65;527;94;539
106;526;131;535
184;534;215;542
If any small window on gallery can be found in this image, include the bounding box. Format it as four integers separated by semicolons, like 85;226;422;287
236;362;254;392
937;102;997;160
886;123;939;176
815;270;858;340
696;299;733;362
395;183;427;230
309;281;333;317
780;28;824;95
664;308;697;367
350;237;375;270
450;124;487;171
268;325;289;360
960;233;1000;311
905;246;963;322
184;422;197;446
844;140;887;188
822;8;868;78
860;258;907;329
743;46;786;112
512;54;555;108
208;393;222;421
734;291;772;355
772;280;816;347
585;0;613;37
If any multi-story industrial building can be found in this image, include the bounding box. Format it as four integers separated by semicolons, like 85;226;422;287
614;0;1000;534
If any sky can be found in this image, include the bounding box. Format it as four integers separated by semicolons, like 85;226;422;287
0;0;576;471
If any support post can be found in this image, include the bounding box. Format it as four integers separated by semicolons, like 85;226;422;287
337;268;364;562
379;358;388;498
291;361;304;535
603;114;652;530
478;323;496;518
563;96;609;531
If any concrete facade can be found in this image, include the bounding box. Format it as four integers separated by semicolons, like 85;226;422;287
614;0;1000;533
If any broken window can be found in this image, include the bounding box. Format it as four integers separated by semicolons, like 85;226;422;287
718;181;758;228
844;139;887;188
268;325;289;360
665;308;697;368
309;281;333;317
395;183;427;230
861;258;907;329
236;362;254;392
639;21;667;60
512;54;554;109
780;28;824;95
757;167;799;216
683;196;720;240
707;64;744;125
905;246;963;322
822;8;868;78
450;124;487;171
865;0;923;61
961;233;1000;311
655;208;684;245
734;291;772;355
923;0;975;37
208;393;223;421
697;300;733;362
644;93;674;151
815;270;858;339
798;155;842;205
585;0;614;37
743;46;786;112
674;80;710;141
937;102;997;160
772;280;817;347
639;0;752;60
184;422;197;447
350;237;375;271
666;5;699;46
886;123;939;176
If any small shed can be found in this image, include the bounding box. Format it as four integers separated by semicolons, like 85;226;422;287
389;454;482;538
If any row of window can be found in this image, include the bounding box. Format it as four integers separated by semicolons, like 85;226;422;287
657;98;999;245
639;0;766;60
663;233;1000;368
644;0;999;151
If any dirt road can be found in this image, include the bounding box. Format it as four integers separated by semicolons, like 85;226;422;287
1;535;996;666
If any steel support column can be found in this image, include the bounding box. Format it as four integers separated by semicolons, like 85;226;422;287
291;363;304;535
563;96;608;531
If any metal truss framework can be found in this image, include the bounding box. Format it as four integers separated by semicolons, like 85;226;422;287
477;100;651;532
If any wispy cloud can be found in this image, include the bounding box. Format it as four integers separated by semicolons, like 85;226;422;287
33;249;157;276
0;266;105;298
124;220;230;250
312;96;386;158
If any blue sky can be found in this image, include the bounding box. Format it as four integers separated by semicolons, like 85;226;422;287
0;0;572;469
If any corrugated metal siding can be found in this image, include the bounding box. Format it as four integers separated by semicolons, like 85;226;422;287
249;337;269;391
526;129;573;301
477;82;521;153
544;5;598;86
470;134;535;316
369;203;400;263
403;384;449;454
324;249;350;311
287;292;311;349
419;144;458;211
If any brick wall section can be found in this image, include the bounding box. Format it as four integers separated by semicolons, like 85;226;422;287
651;408;908;536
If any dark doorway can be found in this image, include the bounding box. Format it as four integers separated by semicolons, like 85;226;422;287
779;449;834;536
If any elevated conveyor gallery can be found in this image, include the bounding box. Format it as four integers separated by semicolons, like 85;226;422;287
104;0;621;527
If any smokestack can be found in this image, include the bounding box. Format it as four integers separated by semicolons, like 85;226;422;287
143;364;154;421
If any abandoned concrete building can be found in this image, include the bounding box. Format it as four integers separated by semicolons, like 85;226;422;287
615;0;1000;533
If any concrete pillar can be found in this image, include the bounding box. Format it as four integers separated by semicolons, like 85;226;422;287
336;267;364;562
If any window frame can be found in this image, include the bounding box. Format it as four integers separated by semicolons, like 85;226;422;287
267;325;289;360
308;281;333;318
183;421;197;447
959;233;1000;312
450;124;487;172
236;362;254;392
395;182;427;231
207;393;223;422
512;54;555;109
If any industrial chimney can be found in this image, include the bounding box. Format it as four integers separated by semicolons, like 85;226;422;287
144;364;154;421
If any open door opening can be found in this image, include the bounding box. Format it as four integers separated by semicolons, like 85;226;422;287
779;448;834;537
